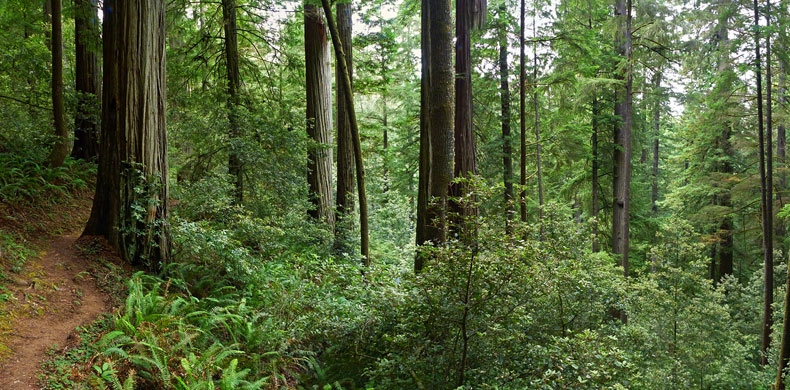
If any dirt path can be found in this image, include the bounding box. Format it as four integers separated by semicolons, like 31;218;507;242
0;231;108;389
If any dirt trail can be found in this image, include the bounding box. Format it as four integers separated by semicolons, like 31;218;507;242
0;231;108;389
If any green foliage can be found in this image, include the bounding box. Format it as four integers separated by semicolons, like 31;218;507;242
0;154;93;202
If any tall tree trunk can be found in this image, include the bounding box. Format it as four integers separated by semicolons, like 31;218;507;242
592;95;600;252
424;0;455;246
651;72;660;214
43;0;52;51
519;0;527;223
715;0;734;280
777;71;786;253
612;0;632;278
305;3;335;230
415;0;432;272
498;5;513;232
46;0;68;168
450;0;478;240
71;0;100;161
753;0;772;365
83;0;170;270
321;0;370;264
223;0;243;204
533;0;543;222
335;0;355;253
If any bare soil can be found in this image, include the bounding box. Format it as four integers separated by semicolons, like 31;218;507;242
0;231;109;389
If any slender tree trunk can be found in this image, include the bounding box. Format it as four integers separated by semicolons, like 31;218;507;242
777;71;786;253
499;6;513;232
449;0;478;241
83;0;170;270
612;0;632;278
651;72;660;214
415;0;432;272
71;0;100;161
46;0;68;168
223;0;243;204
753;0;772;365
305;3;335;230
592;95;600;252
519;0;527;224
424;0;455;246
321;0;370;264
715;0;734;280
43;0;52;51
533;0;543;222
335;0;355;253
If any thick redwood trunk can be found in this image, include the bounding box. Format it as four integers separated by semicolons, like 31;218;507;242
223;0;243;204
83;0;170;270
71;0;100;161
305;4;335;229
415;0;432;272
752;0;772;365
46;0;68;168
449;0;478;239
335;0;355;252
612;0;632;277
424;0;455;246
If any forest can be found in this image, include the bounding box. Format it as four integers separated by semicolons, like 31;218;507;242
1;0;790;388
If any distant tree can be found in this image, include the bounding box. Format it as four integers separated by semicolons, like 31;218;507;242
46;0;67;168
223;0;243;204
498;4;514;231
71;0;100;161
612;0;632;278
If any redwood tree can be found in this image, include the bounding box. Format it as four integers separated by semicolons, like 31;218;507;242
612;0;632;277
335;0;355;252
498;4;513;230
415;0;432;272
223;0;243;204
424;0;455;246
46;0;68;168
305;3;335;229
71;0;100;161
83;0;170;269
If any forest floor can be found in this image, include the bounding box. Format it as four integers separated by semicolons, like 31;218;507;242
0;191;127;389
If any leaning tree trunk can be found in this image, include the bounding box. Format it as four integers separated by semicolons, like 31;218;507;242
415;0;432;272
424;0;455;246
498;5;513;232
83;0;170;270
71;0;100;161
612;0;632;278
305;3;335;230
46;0;68;168
335;0;355;254
321;0;370;264
223;0;243;204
